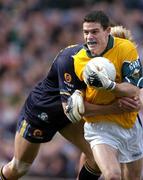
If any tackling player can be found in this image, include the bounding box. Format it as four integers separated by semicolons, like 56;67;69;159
0;45;99;180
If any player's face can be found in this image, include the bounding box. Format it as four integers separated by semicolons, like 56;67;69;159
83;22;111;55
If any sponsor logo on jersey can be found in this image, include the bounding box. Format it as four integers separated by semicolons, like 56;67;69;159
33;129;43;137
64;73;72;83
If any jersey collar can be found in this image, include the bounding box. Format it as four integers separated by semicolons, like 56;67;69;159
84;35;114;58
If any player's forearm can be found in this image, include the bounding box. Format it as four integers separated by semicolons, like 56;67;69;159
84;95;141;117
113;82;140;97
84;102;120;117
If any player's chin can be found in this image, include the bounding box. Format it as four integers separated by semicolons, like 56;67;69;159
87;45;98;52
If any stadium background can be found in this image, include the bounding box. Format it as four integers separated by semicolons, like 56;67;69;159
0;0;143;179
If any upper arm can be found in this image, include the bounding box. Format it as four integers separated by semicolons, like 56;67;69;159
122;58;143;88
119;41;143;88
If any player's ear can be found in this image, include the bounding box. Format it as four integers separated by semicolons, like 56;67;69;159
106;27;111;35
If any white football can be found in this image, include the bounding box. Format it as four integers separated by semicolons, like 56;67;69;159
83;57;116;87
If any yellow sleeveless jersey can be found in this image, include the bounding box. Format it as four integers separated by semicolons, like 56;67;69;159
73;36;139;128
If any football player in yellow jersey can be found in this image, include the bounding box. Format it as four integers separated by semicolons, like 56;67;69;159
75;25;143;180
67;11;143;180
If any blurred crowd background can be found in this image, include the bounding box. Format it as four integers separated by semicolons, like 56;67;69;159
0;0;143;179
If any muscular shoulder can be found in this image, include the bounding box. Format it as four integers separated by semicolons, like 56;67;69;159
114;37;138;60
52;44;83;69
114;37;137;51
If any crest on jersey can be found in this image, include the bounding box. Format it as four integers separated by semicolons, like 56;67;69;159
64;73;72;82
38;112;49;123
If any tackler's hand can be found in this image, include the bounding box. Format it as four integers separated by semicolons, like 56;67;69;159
65;90;85;123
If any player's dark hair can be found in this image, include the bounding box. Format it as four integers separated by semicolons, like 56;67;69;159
83;10;110;30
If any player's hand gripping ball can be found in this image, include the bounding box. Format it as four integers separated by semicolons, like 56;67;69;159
83;57;116;90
